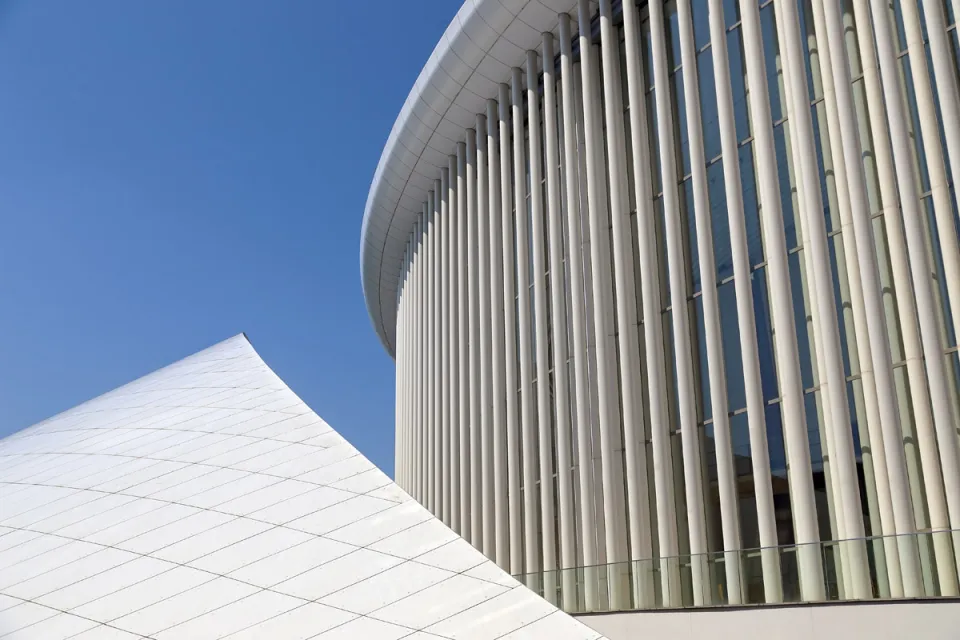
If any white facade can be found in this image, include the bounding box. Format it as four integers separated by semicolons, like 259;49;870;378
0;335;605;639
362;0;960;614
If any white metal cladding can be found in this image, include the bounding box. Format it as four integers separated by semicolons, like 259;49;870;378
389;0;960;616
0;335;607;640
360;0;582;355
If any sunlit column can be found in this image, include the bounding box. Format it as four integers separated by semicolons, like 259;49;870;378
476;115;491;554
620;0;682;607
558;14;600;609
826;0;945;597
457;141;472;539
865;0;957;596
576;0;630;605
542;31;577;609
486;98;508;568
736;0;825;601
849;0;941;598
777;0;871;599
438;173;451;526
426;189;437;516
447;157;462;535
896;0;960;574
676;0;742;604
414;214;423;503
595;0;654;609
395;243;405;488
499;83;523;575
648;0;708;606
467;129;481;547
511;67;541;580
917;0;960;265
526;50;559;601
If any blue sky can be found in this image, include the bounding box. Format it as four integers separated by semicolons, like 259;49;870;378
0;0;457;475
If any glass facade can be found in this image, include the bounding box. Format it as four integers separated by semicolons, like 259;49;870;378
390;0;960;613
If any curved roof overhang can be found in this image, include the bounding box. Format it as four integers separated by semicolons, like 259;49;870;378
359;0;581;357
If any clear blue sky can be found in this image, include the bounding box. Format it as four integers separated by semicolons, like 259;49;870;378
0;0;458;475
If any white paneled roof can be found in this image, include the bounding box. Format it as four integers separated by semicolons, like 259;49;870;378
360;0;581;356
0;335;605;640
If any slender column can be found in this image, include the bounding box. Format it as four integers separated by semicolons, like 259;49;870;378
512;68;541;579
485;100;504;564
777;0;871;599
542;32;577;609
676;0;742;604
414;214;424;502
439;172;451;526
426;189;438;516
737;0;825;601
447;158;462;535
499;84;523;575
866;0;960;595
433;184;444;521
845;0;916;599
852;0;945;598
596;0;654;609
558;14;600;609
467;128;482;547
919;0;960;266
808;0;876;598
829;0;949;596
648;0;708;606
526;51;559;601
576;0;631;602
898;0;960;568
621;0;683;604
457;142;472;539
395;245;405;487
476;115;491;555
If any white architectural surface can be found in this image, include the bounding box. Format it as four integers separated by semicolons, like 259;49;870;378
0;335;606;640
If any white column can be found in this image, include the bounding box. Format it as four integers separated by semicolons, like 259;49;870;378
648;0;709;606
919;0;960;262
434;184;444;522
413;215;423;502
476;114;494;558
395;244;405;487
468;129;483;547
676;0;743;604
483;99;510;568
558;14;600;609
845;0;920;599
576;0;631;604
457;142;472;539
737;0;825;601
438;174;451;526
447;158;462;535
499;84;523;575
898;0;960;563
512;67;541;580
427;190;438;517
621;0;684;604
825;0;946;596
866;0;960;595
808;0;875;599
526;51;559;601
596;1;654;609
776;0;872;599
542;31;577;608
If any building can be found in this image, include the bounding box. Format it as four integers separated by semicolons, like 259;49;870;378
0;335;604;639
360;0;960;618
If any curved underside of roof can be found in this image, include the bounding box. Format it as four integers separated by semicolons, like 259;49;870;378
0;335;605;639
360;0;580;356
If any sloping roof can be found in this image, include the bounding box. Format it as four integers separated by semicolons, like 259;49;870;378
360;0;580;356
0;335;604;639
